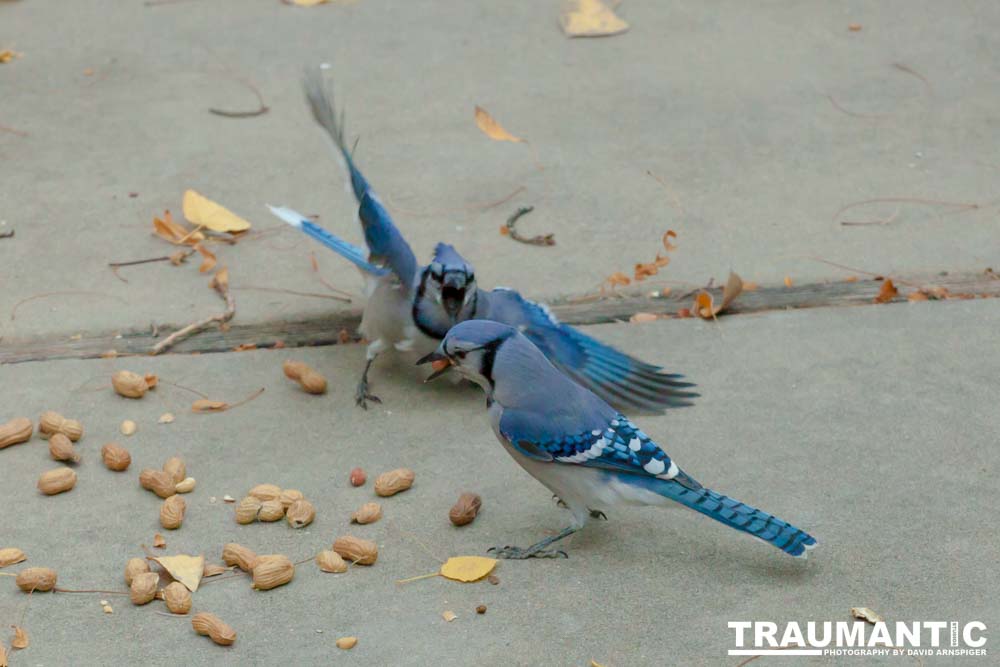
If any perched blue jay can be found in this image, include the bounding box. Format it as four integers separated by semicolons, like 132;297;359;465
271;69;697;411
418;321;817;560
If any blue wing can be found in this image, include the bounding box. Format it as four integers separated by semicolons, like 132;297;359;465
480;289;698;413
268;205;389;276
299;69;420;287
499;408;700;489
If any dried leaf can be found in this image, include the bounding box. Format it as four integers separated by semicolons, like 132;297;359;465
873;279;898;304
232;343;257;352
743;281;758;291
182;189;251;233
848;23;862;32
0;50;23;64
11;626;28;649
499;225;509;236
629;312;658;324
292;0;329;5
907;291;929;302
158;412;175;424
203;563;229;577
169;250;189;266
783;276;793;287
605;272;631;287
851;607;883;624
676;307;692;318
191;399;229;413
439;556;497;583
153;210;204;246
559;0;629;38
150;554;205;592
195;244;217;273
662;230;677;251
442;610;457;622
843;275;858;283
153;533;166;548
695;272;743;319
474;106;524;143
211;266;230;290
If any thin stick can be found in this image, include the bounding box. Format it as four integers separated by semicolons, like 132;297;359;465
309;253;357;298
54;587;129;595
646;170;685;215
840;205;901;226
826;94;889;119
0;125;28;137
151;273;235;354
833;197;979;223
209;77;269;118
233;285;351;302
108;254;185;268
385;185;525;218
10;291;126;322
504;206;555;246
0;230;13;239
395;572;441;585
892;62;933;95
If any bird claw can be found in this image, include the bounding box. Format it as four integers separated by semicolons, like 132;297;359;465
487;545;568;560
355;384;382;410
551;494;568;509
589;509;608;521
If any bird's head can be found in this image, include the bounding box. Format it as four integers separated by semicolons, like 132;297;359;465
419;244;477;322
417;320;516;390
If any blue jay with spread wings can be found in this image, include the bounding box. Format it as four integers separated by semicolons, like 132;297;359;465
270;68;697;411
418;320;818;560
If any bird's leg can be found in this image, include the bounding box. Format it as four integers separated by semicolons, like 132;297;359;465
488;525;579;560
355;357;382;410
552;494;568;509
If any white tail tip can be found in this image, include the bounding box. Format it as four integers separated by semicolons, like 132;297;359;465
266;204;307;228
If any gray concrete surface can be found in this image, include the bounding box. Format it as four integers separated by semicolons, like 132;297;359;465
3;1;1000;665
2;0;1000;341
1;302;999;666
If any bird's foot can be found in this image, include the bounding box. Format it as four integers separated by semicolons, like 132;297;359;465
354;382;382;410
589;509;608;521
551;494;568;509
488;545;568;560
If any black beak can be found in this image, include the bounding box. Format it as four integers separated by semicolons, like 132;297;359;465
441;274;466;319
416;350;453;382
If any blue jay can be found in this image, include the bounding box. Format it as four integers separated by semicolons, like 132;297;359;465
270;69;697;412
418;320;817;560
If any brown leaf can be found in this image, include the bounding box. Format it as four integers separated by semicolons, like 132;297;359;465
11;625;28;649
783;276;793;287
850;606;882;624
629;312;658;324
499;225;509;236
474;106;524;143
676;307;692;318
662;230;678;252
605;272;631;287
873;279;898;304
153;533;166;549
848;23;862;32
144;374;158;390
232;343;257;352
153;210;204;246
195;244;217;273
210;267;230;290
743;281;758;291
169;250;189;266
203;563;229;578
843;275;859;283
907;291;928;302
695;272;743;319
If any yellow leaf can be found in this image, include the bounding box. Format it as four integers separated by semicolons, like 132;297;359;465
292;0;329;5
150;554;205;592
474;106;524;143
0;49;22;64
11;625;28;649
850;606;883;624
559;0;629;38
439;556;497;582
182;189;251;233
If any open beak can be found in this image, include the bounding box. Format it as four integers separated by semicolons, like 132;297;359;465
416;351;453;382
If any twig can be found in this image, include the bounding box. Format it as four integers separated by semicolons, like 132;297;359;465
0;230;13;239
108;254;186;268
309;253;357;298
10;291;126;322
645;170;685;215
892;62;933;95
826;94;889;119
53;587;129;595
209;77;269;118
807;256;922;288
833;197;979;223
233;285;351;302
840;204;901;226
503;206;555;246
385;185;525;218
151;273;235;354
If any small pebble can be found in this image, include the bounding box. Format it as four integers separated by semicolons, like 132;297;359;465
476;605;487;615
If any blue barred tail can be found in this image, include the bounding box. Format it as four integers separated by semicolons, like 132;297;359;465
651;478;817;558
267;205;388;276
